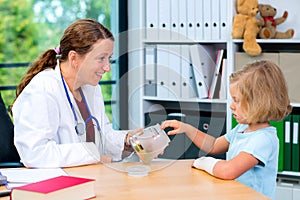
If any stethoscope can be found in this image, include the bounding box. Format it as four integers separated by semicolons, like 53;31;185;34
60;72;102;137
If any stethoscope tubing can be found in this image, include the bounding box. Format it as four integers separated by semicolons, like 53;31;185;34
60;72;102;135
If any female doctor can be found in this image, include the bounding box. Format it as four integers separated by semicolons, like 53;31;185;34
12;18;139;168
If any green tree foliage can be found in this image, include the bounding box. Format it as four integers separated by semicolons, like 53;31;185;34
0;0;40;62
0;0;39;106
32;0;111;34
0;0;114;120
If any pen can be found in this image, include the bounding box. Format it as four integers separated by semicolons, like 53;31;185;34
0;190;11;197
7;181;31;184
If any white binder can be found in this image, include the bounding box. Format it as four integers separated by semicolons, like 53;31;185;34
220;0;227;40
187;0;195;40
170;0;180;40
146;0;159;40
211;0;220;40
156;45;170;98
168;45;181;99
189;44;216;98
158;0;171;40
203;0;212;40
180;45;196;98
178;0;187;40
144;45;157;97
195;0;204;41
293;116;299;145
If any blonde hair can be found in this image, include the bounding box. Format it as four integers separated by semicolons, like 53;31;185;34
230;60;292;123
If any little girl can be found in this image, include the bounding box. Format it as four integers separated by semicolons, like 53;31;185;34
161;60;292;199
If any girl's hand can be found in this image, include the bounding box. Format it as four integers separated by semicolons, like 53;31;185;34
160;120;188;135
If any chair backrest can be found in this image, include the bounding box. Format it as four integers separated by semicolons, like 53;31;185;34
0;92;23;167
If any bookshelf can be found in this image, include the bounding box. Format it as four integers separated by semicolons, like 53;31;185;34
127;0;229;128
127;1;300;197
131;0;228;160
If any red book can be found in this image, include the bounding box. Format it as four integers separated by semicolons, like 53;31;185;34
10;175;95;200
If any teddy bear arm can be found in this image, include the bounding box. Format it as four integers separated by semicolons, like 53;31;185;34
256;18;264;26
265;20;274;27
282;11;288;19
275;11;288;25
275;17;287;25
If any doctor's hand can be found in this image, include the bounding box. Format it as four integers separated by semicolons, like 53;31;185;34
100;155;112;164
124;128;143;147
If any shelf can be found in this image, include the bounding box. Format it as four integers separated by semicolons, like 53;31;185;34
292;103;300;107
143;40;227;44
232;39;300;44
277;171;300;183
143;97;227;113
143;96;227;104
278;171;300;179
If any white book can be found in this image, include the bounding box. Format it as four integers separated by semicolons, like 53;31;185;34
211;0;220;40
195;0;204;40
146;0;159;40
180;45;197;98
203;0;212;40
187;0;196;40
144;45;157;96
156;45;170;98
189;44;216;98
170;0;180;40
158;0;171;40
178;0;187;39
220;0;228;40
219;58;227;100
208;49;225;99
168;45;181;99
1;168;67;189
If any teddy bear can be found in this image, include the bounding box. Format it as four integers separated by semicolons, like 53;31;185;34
232;0;263;56
258;4;294;39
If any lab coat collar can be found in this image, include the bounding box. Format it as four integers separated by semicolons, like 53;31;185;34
54;59;61;75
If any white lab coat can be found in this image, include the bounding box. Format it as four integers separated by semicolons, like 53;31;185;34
12;64;127;168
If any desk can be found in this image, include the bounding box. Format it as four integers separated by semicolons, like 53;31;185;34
1;159;270;199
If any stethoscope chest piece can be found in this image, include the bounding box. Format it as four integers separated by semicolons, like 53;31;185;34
75;122;86;136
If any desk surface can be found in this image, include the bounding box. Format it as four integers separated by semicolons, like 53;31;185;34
1;159;270;200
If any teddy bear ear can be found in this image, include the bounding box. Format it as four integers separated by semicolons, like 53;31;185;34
258;4;263;10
